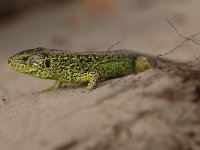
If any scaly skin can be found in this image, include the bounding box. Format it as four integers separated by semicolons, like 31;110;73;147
8;47;155;91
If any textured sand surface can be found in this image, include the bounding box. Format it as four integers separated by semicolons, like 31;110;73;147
1;0;200;150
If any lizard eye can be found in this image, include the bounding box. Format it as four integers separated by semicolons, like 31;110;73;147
45;59;50;68
21;57;29;63
27;54;44;66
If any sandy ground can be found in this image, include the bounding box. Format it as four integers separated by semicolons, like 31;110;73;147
1;0;200;150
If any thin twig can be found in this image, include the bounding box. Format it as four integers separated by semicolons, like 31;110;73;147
106;41;120;54
166;19;200;45
158;32;199;57
158;19;200;57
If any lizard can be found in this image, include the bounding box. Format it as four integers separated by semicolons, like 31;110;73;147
7;47;164;91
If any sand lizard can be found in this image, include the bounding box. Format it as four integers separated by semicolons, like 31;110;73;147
8;47;159;91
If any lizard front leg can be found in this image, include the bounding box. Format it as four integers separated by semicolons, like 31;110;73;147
87;71;101;90
43;80;63;92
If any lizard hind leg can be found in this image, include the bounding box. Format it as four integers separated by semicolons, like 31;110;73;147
87;71;101;90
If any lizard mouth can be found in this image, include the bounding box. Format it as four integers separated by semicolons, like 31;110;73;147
8;57;37;74
8;57;24;69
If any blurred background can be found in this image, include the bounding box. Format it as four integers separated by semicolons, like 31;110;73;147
1;0;200;96
1;0;200;61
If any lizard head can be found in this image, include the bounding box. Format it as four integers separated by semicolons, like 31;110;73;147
8;47;53;79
